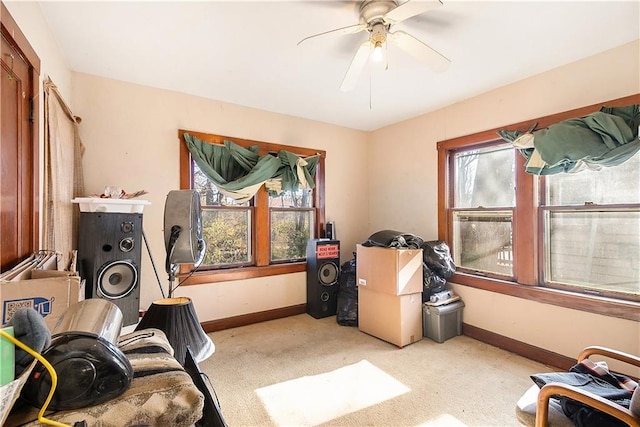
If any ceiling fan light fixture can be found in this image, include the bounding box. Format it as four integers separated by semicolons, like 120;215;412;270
371;41;384;62
369;22;387;63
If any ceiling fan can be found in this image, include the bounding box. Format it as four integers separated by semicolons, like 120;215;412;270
298;0;451;92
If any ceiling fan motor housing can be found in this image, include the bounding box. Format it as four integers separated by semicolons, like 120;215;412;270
370;23;387;45
359;0;398;24
361;0;397;46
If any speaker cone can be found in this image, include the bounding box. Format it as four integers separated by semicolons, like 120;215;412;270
317;262;339;286
97;260;138;299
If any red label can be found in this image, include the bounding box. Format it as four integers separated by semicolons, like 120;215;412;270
317;244;339;259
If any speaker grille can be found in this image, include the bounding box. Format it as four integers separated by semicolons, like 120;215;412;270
97;260;138;299
318;262;339;285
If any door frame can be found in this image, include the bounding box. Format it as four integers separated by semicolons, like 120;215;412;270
1;1;40;269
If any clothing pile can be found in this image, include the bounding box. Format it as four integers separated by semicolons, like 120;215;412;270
531;359;638;427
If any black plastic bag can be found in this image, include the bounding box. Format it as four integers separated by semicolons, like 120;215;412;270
422;263;447;301
362;230;423;249
421;240;456;279
336;255;358;326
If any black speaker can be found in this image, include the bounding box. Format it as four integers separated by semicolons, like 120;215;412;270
77;212;142;326
306;239;340;319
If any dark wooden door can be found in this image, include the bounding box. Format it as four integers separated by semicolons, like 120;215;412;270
0;4;39;271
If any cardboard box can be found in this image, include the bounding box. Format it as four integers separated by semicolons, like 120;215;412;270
356;245;423;296
358;287;423;348
1;272;84;331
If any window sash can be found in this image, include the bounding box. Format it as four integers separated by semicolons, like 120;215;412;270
268;188;314;208
200;206;253;269
541;206;640;298
453;144;515;209
451;209;514;278
270;208;316;263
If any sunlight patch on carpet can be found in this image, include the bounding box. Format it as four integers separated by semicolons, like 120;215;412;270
255;359;410;426
417;413;469;426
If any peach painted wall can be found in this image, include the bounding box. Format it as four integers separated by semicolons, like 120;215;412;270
70;73;370;321
4;1;71;100
5;1;639;359
368;40;640;360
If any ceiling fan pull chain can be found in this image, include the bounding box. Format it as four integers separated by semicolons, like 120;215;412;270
369;58;373;110
384;41;389;71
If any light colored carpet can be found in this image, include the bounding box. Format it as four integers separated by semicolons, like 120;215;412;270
199;314;551;427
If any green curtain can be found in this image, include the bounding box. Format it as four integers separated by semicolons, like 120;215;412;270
184;133;319;201
274;150;321;192
498;104;640;175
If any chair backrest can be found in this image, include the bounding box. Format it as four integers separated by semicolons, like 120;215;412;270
184;346;228;427
631;387;640;418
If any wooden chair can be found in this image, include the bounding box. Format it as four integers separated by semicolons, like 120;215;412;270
516;346;640;427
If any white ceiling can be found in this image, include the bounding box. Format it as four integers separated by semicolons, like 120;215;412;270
37;1;640;131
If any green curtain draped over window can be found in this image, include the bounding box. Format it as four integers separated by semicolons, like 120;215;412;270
498;104;640;175
184;133;320;202
273;150;320;192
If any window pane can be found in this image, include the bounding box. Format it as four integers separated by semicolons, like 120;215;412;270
193;162;249;207
452;210;513;276
454;145;515;208
269;188;313;208
201;208;251;266
546;151;640;205
546;210;640;296
271;210;314;261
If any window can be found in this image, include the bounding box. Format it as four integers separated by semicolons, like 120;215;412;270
438;95;640;320
452;144;515;278
543;153;639;297
179;130;325;283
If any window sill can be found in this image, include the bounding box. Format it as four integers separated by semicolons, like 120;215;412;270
450;272;640;322
178;262;307;286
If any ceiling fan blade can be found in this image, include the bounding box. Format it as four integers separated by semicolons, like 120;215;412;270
297;23;367;46
389;30;450;72
384;0;443;25
340;41;371;92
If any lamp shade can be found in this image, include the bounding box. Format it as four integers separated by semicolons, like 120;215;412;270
135;297;214;365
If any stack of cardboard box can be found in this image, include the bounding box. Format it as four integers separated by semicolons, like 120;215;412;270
356;244;423;348
1;253;84;331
